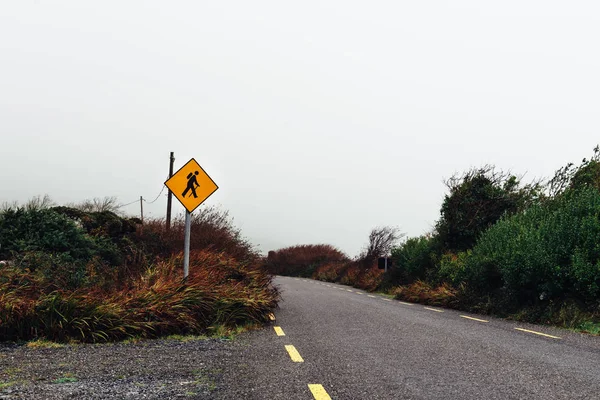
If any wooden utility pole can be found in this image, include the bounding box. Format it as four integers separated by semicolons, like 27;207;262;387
166;152;175;230
140;196;144;223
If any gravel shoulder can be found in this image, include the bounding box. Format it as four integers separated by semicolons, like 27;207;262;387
0;336;248;399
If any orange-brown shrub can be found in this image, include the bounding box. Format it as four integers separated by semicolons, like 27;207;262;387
313;262;349;282
266;244;349;277
392;280;457;307
0;249;279;343
137;206;257;263
334;263;385;291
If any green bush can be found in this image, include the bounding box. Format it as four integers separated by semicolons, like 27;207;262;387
436;167;540;252
390;235;440;284
437;251;469;285
465;188;600;307
0;208;97;261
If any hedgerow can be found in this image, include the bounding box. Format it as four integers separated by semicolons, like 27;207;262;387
0;203;278;343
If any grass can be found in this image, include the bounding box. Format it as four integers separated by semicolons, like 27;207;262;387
3;368;21;378
26;340;65;349
207;322;261;340
122;337;144;345
53;373;77;384
0;381;18;390
577;321;600;335
192;370;217;392
166;334;209;342
0;251;279;343
0;205;279;344
392;281;458;307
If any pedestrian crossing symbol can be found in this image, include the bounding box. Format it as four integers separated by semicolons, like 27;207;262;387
165;158;219;213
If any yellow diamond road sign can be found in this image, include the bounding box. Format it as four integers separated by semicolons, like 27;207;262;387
165;158;218;213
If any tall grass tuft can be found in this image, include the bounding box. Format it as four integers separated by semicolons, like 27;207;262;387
0;251;278;342
0;202;279;343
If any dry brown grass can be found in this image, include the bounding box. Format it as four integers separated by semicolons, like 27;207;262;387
0;250;278;343
265;244;348;277
392;280;458;307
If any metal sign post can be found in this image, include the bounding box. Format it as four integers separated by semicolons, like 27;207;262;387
378;256;392;272
183;211;191;279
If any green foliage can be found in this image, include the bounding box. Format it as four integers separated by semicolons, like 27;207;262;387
464;188;600;307
436;166;540;252
437;251;469;285
390;235;440;284
548;145;600;196
0;208;96;260
0;200;278;343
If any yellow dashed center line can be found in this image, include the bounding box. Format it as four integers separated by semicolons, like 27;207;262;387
274;326;285;336
308;384;332;400
397;301;413;306
368;295;377;298
326;285;332;287
424;307;444;313
355;292;362;295
346;289;353;292
384;298;392;301
515;327;561;339
460;315;489;323
285;345;304;362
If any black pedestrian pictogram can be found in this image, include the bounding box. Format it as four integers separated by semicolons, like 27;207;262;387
182;171;200;198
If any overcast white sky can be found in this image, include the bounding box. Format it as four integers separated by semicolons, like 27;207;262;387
1;1;599;256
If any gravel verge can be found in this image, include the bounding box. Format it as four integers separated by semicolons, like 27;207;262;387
0;336;243;399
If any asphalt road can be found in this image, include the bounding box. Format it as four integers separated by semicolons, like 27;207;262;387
220;276;600;400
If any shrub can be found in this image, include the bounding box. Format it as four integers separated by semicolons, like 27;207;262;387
137;206;257;262
393;281;458;307
265;244;348;277
436;166;540;253
548;145;600;196
313;262;348;282
0;208;97;261
0;200;279;343
0;250;279;342
464;187;600;308
390;235;440;285
437;251;469;286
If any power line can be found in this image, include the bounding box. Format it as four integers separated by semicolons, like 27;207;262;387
143;184;167;204
116;199;140;209
117;175;170;209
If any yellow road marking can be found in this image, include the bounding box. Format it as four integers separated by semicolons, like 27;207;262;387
285;345;304;362
268;313;276;321
326;285;332;287
515;328;561;339
346;289;353;292
384;298;392;301
397;301;413;306
424;307;444;313
355;292;362;295
368;295;376;298
274;326;285;336
308;384;332;400
460;315;489;323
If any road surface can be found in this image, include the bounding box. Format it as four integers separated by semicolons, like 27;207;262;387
219;276;600;399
